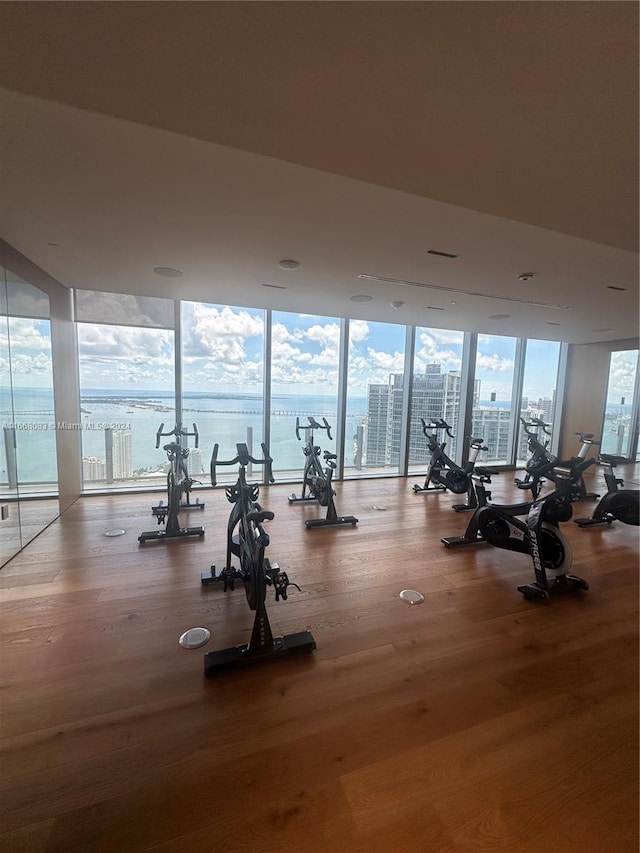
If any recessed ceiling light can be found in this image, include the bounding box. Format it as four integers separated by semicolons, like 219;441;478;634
153;267;183;278
518;273;535;282
427;306;445;311
390;301;405;309
262;283;287;290
607;286;626;291
488;314;511;319
547;322;562;326
350;294;373;302
47;242;60;248
278;259;300;270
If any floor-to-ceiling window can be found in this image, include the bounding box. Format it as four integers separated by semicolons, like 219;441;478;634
472;333;518;463
601;349;639;458
270;311;340;475
181;301;265;477
408;327;465;472
344;320;407;476
516;339;561;465
75;291;175;490
69;291;578;491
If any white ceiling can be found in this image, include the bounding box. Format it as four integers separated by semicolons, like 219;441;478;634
1;2;638;345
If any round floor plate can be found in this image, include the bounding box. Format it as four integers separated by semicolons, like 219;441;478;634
399;589;425;604
104;529;126;537
179;627;211;649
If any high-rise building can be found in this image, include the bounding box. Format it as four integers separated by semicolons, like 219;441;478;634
111;430;132;479
83;456;105;481
366;365;481;467
186;447;203;476
367;365;517;467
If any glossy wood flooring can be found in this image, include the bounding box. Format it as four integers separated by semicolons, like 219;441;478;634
1;465;638;852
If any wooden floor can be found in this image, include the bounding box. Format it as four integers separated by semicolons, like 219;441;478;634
1;465;638;852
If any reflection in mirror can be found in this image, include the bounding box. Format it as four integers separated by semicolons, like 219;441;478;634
3;271;59;556
0;266;22;566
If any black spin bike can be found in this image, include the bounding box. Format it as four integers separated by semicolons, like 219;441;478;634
573;454;639;528
201;442;315;673
515;417;600;501
288;416;358;529
444;457;595;601
413;418;488;511
138;422;205;543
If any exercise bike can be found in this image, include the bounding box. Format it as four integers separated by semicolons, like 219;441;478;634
289;417;358;529
442;452;597;550
413;418;488;511
201;442;315;673
138;422;205;543
451;460;592;601
514;417;600;501
289;416;333;503
573;454;639;528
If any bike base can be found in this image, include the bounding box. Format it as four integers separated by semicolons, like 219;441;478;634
413;484;447;493
288;494;317;503
517;574;589;601
305;515;358;529
204;631;316;675
138;526;205;543
441;533;486;548
573;515;614;528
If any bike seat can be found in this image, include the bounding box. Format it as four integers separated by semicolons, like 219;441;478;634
515;480;537;490
163;442;181;453
247;509;275;525
475;466;499;477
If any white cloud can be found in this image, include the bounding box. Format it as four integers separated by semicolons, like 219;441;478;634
476;353;514;372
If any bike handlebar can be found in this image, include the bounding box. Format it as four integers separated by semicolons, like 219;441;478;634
520;416;552;437
210;442;275;486
295;416;332;442
155;422;199;449
420;418;454;439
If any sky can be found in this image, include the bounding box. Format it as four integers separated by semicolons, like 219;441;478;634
2;305;637;409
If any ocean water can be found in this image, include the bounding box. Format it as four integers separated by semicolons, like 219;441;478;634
2;387;633;484
2;387;368;483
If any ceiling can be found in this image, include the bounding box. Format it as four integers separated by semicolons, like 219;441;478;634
1;2;638;345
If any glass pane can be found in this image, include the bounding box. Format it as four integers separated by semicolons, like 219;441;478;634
271;311;339;475
181;301;264;474
8;317;57;490
409;328;465;471
0;271;22;565
75;289;174;328
516;339;561;464
344;320;406;476
601;349;638;457
472;334;517;463
77;322;176;490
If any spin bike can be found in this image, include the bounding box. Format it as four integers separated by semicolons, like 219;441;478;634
450;460;593;601
442;452;597;550
515;417;600;501
201;442;315;673
413;418;488;511
289;417;358;529
573;454;639;528
138;422;205;543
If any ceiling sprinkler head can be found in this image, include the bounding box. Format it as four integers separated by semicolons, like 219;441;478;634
390;300;405;309
518;272;535;282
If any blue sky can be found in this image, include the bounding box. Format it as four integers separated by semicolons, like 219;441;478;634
3;308;637;408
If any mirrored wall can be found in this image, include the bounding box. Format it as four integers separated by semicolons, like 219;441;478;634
0;266;59;566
